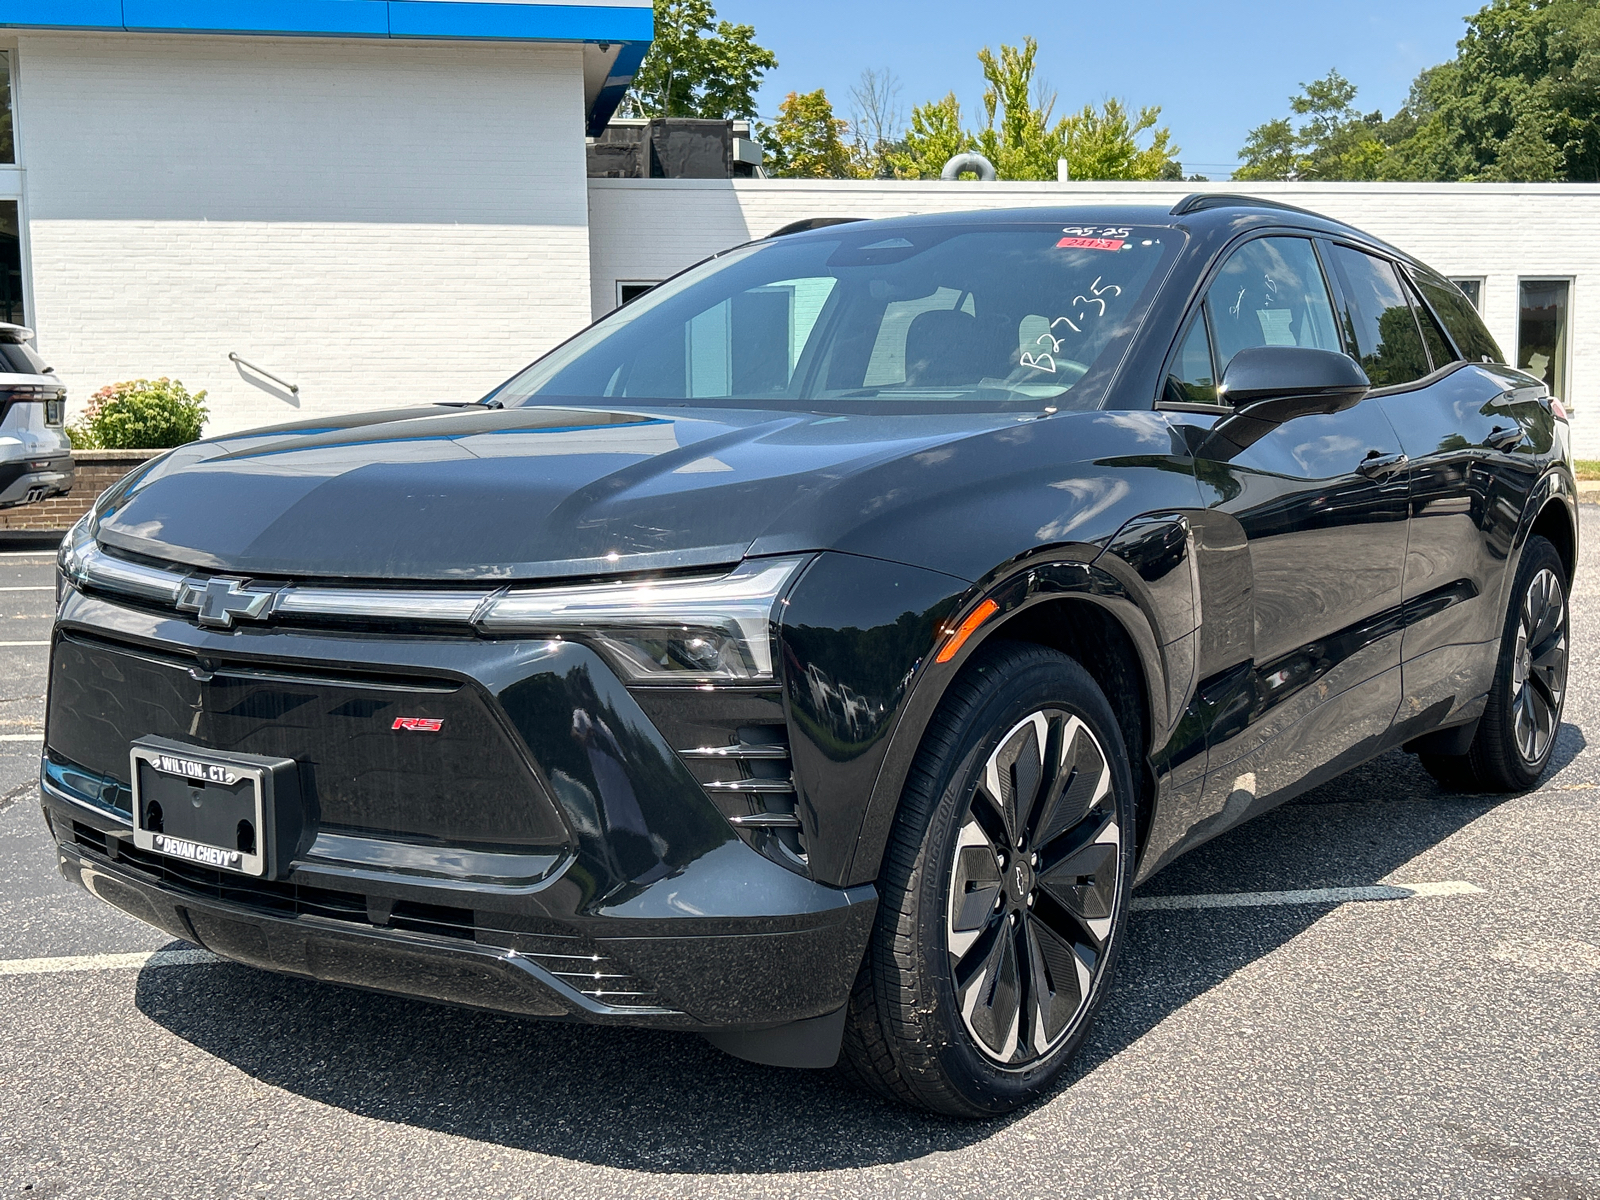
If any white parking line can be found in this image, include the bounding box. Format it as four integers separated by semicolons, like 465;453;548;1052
0;586;53;591
0;733;43;741
1131;880;1484;911
0;641;49;647
0;949;218;977
0;551;56;558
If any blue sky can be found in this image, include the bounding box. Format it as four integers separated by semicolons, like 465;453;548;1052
730;0;1478;177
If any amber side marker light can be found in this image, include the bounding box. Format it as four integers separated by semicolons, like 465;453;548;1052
936;599;999;664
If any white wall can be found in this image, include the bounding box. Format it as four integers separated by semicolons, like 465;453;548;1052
17;32;595;434
588;179;1600;456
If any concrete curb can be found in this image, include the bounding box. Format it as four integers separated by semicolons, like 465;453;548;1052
1578;481;1600;505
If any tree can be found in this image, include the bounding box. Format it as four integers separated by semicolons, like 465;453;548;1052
623;0;777;120
885;93;973;179
1059;97;1180;181
1235;117;1297;180
849;68;906;180
887;37;1178;181
1383;0;1600;181
762;89;859;178
1235;2;1600;183
1235;69;1398;180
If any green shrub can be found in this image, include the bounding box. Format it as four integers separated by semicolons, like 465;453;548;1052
67;378;208;450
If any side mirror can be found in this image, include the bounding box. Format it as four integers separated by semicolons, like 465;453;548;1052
1219;346;1370;422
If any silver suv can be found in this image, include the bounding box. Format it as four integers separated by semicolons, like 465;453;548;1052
0;322;73;508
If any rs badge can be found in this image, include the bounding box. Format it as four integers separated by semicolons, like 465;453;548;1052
392;717;444;732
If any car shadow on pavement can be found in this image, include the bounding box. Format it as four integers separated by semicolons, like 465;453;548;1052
133;733;1583;1174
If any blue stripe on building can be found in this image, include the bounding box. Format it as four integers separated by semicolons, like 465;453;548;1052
0;0;653;43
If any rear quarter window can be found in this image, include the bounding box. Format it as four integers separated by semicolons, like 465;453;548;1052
1410;269;1503;365
0;341;46;374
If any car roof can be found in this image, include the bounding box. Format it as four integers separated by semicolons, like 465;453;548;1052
765;195;1412;264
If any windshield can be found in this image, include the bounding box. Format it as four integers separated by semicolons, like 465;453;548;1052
489;222;1181;413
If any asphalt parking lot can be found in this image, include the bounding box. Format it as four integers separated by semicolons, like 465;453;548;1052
2;519;1598;1200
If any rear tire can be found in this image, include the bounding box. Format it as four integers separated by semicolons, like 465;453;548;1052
1419;535;1569;793
836;642;1135;1117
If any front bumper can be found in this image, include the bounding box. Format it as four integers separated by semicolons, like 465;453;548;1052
46;785;875;1034
42;589;878;1037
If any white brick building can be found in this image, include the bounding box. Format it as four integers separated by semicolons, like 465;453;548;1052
0;1;649;429
0;9;1596;454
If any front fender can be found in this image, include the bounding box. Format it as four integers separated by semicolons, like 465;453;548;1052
829;547;1177;888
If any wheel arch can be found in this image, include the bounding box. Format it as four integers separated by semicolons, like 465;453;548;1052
1529;491;1577;584
840;551;1172;887
1501;469;1579;619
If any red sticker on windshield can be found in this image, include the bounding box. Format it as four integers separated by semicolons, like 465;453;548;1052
1057;237;1125;251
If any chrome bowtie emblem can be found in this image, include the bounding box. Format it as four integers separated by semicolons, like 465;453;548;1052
176;577;275;629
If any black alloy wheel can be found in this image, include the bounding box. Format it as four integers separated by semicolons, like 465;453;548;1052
838;642;1134;1117
1421;534;1570;792
1508;563;1568;766
947;709;1120;1065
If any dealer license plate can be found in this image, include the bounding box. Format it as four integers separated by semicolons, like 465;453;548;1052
129;742;269;877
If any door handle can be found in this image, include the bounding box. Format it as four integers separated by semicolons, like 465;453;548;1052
1485;424;1523;451
1356;451;1409;480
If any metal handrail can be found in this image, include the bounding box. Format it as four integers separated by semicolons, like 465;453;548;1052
228;352;299;394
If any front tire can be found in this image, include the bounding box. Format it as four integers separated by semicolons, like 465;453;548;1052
1420;534;1570;792
837;642;1135;1117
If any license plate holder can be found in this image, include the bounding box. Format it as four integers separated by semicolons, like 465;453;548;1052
129;737;302;878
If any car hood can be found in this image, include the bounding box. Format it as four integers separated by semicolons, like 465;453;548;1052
92;403;1052;582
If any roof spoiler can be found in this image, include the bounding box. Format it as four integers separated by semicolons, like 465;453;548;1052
1170;193;1320;218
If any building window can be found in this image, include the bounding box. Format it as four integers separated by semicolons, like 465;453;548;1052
616;281;659;308
0;201;22;326
1518;279;1570;400
0;51;13;165
1449;278;1483;312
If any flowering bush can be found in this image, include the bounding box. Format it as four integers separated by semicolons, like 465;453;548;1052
67;378;208;450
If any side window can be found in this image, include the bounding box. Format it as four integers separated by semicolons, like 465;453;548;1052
1204;237;1341;374
1412;269;1503;365
1326;246;1431;388
1408;279;1454;371
1163;317;1218;405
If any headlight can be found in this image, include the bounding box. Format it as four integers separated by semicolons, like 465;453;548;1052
478;556;809;683
57;511;96;602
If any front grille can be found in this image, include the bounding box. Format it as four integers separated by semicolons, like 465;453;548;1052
71;822;665;1011
49;634;566;850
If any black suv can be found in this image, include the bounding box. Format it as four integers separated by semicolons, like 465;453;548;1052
45;197;1573;1116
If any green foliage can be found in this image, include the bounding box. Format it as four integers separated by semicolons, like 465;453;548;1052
1385;0;1600;181
624;0;777;120
887;37;1179;181
761;89;861;178
1239;2;1600;183
1235;69;1404;180
67;378;208;450
1057;97;1180;181
885;93;973;179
